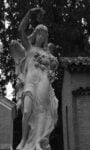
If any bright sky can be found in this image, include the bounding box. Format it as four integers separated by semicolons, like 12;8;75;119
4;0;10;29
5;82;14;100
0;67;14;101
0;41;13;101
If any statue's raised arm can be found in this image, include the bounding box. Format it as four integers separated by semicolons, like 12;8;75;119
18;7;45;51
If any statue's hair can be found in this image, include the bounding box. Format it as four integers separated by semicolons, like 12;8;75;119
34;24;48;32
28;24;48;49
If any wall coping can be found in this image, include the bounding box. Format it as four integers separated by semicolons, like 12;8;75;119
59;57;90;72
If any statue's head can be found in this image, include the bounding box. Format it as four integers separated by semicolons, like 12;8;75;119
28;24;48;49
48;43;55;54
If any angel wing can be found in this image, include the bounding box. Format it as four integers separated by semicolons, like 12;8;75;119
9;40;25;64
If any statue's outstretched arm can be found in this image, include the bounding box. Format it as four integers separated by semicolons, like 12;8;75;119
18;9;31;51
18;7;45;51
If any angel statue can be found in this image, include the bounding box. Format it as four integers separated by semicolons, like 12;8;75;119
9;7;58;150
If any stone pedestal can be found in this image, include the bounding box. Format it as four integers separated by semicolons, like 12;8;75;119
0;95;16;150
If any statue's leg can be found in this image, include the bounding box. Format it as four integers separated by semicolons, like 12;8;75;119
16;94;32;150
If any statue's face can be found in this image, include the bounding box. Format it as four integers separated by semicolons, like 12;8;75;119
35;30;47;47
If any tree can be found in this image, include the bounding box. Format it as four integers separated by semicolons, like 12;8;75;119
41;0;90;56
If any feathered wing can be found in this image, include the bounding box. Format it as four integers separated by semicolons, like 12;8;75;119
9;40;25;64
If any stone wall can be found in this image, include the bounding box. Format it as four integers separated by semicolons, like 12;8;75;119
62;69;90;150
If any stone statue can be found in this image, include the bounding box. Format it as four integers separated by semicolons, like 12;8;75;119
9;7;58;150
48;43;55;55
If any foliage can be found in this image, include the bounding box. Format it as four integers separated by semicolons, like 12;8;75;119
60;56;90;72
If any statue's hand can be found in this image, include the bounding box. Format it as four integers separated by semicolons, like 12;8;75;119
30;7;45;15
30;7;45;23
